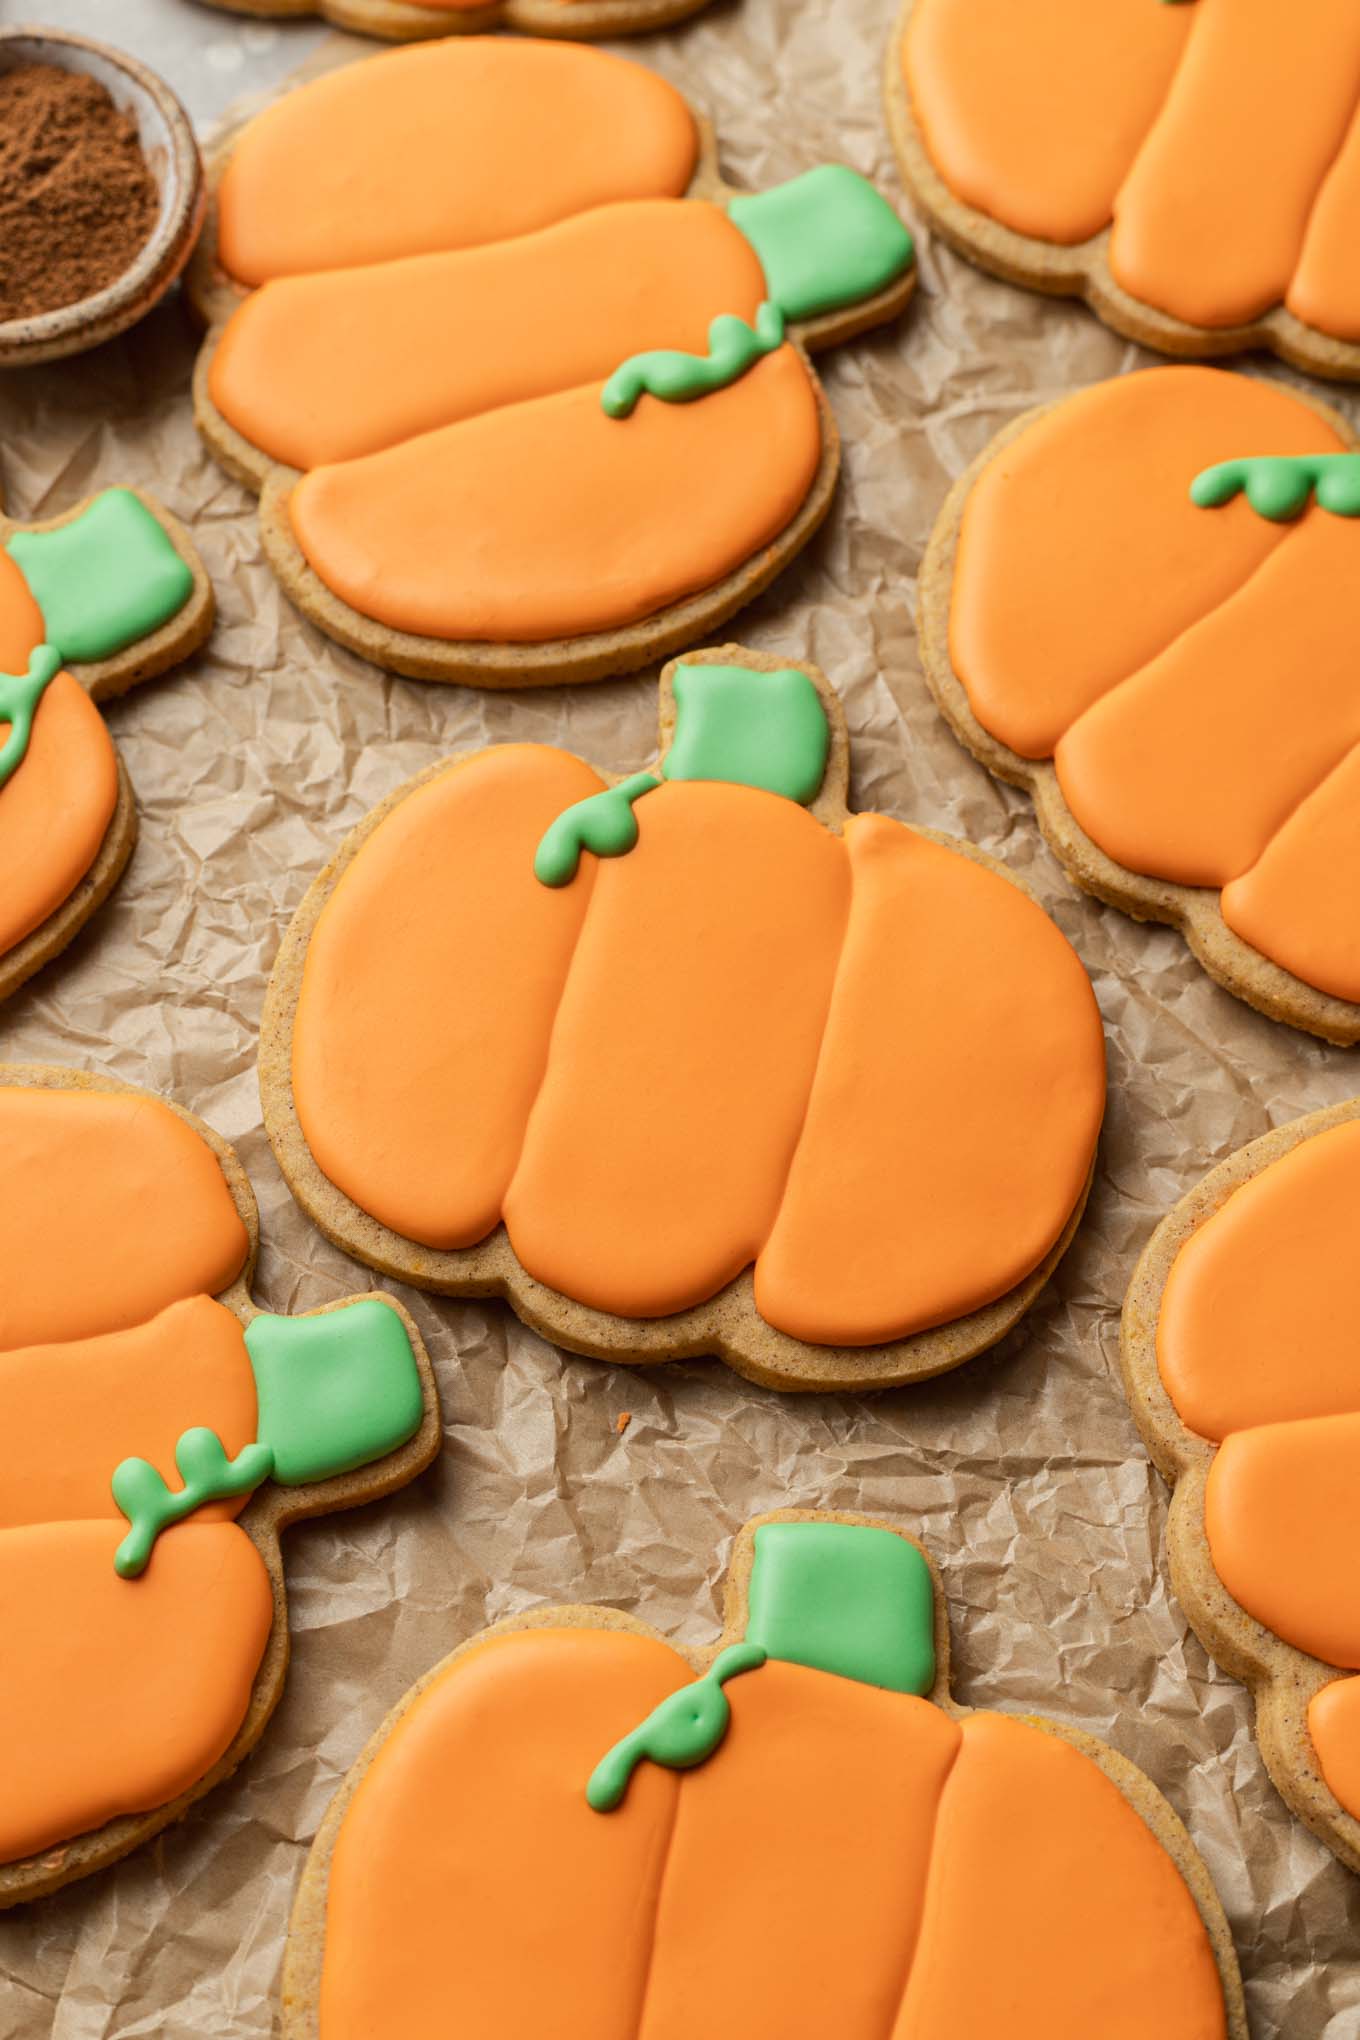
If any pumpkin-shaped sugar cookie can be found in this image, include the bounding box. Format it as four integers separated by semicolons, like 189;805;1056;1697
262;646;1105;1391
0;1066;439;1906
891;0;1360;379
283;1512;1244;2039
189;38;914;686
1123;1099;1360;1873
919;364;1360;1043
194;0;717;44
0;482;211;1004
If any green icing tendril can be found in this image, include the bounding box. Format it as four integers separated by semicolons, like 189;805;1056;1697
586;1644;767;1812
1190;453;1360;522
112;1428;274;1580
602;302;785;421
0;644;61;791
534;771;660;887
6;489;193;663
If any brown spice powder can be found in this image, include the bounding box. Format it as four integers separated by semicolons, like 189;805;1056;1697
0;62;160;324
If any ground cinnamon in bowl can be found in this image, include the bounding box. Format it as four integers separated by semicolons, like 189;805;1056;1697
0;62;161;324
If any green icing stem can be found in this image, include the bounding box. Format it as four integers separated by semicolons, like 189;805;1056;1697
112;1429;273;1580
0;644;61;791
587;1644;767;1812
1190;453;1360;522
6;489;193;663
245;1298;426;1487
745;1521;937;1695
664;663;829;804
534;771;660;888
730;165;913;324
585;1521;937;1811
602;301;784;420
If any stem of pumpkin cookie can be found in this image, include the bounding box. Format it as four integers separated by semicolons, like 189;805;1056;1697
662;662;829;804
743;1520;938;1695
109;1299;426;1578
5;490;194;663
728;165;914;323
586;1643;767;1812
0;644;61;790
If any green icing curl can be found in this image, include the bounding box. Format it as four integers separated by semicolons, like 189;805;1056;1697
0;644;61;791
534;771;660;887
112;1429;273;1580
602;302;785;421
1190;453;1360;522
586;1643;766;1812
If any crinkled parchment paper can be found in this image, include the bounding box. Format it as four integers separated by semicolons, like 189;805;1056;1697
2;1;1358;2032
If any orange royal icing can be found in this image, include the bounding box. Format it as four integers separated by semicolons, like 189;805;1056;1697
1158;1117;1360;1813
949;366;1360;1005
288;351;821;644
0;550;119;961
904;0;1360;341
0;669;119;962
209;40;843;647
0;1086;249;1353
211;200;766;472
0;1296;257;1532
317;1630;1226;2039
291;746;1104;1346
1308;1678;1360;1824
216;41;698;286
0;1519;272;1863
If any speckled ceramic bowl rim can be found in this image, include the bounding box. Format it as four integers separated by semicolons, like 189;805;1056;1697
0;24;205;366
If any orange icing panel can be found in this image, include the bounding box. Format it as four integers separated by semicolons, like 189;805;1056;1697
319;1629;691;2040
211;200;766;472
1157;1120;1360;1439
950;367;1339;761
895;1712;1227;2037
0;669;119;960
1054;515;1360;889
1289;105;1360;344
1111;2;1360;330
1221;744;1360;1005
288;349;821;644
639;1667;959;2039
948;365;1360;1004
905;0;1360;342
903;0;1189;245
216;39;698;285
1206;1415;1360;1669
1308;1678;1360;1824
0;545;43;669
317;1633;1226;2038
0;1087;250;1351
0;1519;273;1864
504;784;850;1320
294;751;1104;1344
0;1296;257;1531
755;818;1104;1344
292;746;604;1250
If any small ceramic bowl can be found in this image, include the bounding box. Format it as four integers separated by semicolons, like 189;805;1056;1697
0;26;205;370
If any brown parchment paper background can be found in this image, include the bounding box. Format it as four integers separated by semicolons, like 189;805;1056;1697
3;0;1359;2031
